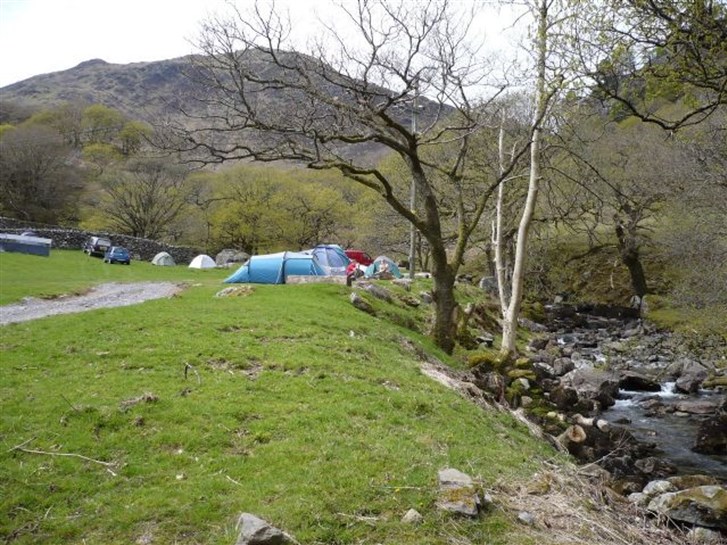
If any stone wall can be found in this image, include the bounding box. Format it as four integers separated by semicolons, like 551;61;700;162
0;217;201;264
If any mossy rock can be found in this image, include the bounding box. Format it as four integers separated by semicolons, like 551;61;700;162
507;369;537;382
468;352;507;371
703;375;727;389
521;301;546;323
506;379;533;404
514;357;532;369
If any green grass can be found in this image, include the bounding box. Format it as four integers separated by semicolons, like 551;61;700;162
1;251;555;544
0;250;230;305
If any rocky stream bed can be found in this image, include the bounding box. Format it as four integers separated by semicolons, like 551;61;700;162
479;303;727;537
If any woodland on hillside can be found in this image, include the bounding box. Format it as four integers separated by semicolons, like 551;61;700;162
1;0;725;348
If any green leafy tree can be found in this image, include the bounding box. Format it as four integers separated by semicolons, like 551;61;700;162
82;142;123;176
580;0;727;129
82;104;125;145
272;179;352;249
119;121;152;156
97;159;193;239
24;102;86;148
208;166;281;254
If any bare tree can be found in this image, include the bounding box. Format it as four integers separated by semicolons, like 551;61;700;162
162;0;516;353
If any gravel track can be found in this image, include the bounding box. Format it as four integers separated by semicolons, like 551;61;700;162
0;282;182;325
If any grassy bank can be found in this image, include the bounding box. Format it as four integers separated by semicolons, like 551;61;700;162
1;251;557;544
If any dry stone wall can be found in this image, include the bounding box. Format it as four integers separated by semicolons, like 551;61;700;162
0;217;200;264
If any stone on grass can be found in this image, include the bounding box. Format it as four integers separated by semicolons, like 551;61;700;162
235;513;297;545
517;511;536;525
350;292;375;314
401;508;423;524
436;468;481;517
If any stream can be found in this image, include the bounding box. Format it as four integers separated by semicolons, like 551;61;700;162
542;304;727;481
605;383;727;479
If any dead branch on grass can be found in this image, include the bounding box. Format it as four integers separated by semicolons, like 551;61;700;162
119;392;159;410
184;362;201;384
12;446;118;476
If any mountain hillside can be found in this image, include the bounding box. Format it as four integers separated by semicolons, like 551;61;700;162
0;57;197;121
1;53;446;167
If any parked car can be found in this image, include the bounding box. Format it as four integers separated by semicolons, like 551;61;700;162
84;236;112;257
344;249;373;266
104;246;131;265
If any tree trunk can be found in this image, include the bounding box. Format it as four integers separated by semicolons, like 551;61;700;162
430;252;457;354
494;120;510;316
500;0;549;357
615;224;648;297
421;179;457;354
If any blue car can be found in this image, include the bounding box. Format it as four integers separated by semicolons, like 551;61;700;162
104;246;131;265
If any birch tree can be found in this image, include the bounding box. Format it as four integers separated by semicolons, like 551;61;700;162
494;0;573;356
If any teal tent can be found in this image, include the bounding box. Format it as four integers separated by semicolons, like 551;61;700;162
364;255;402;279
224;251;325;284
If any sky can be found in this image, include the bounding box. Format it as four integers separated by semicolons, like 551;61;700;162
0;0;522;89
0;0;231;87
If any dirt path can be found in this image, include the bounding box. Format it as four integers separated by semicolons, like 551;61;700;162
0;282;182;325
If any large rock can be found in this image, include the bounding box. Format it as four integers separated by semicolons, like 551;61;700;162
686;527;725;544
560;368;620;410
673;399;723;415
693;412;727;454
552;357;575;377
618;371;661;392
647;486;727;530
436;468;481;517
235;513;297;545
674;360;709;394
549;385;579;411
668;475;721;490
350;292;375;314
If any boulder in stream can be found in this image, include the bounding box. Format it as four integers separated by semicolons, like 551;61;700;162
674;359;709;394
618;371;661;392
693;411;727;455
647;485;727;531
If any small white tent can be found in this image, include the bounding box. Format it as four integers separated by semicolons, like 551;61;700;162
151;252;175;266
189;254;216;269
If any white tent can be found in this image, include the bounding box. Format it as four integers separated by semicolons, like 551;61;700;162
189;254;216;269
151;251;175;266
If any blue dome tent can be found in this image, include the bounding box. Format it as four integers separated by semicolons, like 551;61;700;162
308;244;350;276
224;251;325;284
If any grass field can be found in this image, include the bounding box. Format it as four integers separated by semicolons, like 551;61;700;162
0;251;556;544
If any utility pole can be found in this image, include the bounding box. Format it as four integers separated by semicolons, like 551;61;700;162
408;81;418;280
